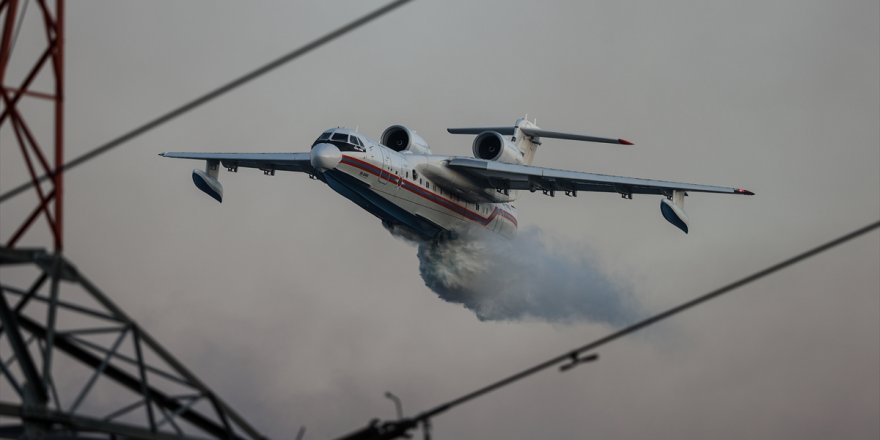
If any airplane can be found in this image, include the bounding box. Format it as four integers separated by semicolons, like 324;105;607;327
160;117;753;239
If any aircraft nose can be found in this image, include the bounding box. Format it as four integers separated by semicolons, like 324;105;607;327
310;143;341;172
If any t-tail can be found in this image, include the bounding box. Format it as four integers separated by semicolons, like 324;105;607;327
447;116;633;165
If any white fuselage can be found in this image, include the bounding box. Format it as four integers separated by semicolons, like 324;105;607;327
313;134;518;240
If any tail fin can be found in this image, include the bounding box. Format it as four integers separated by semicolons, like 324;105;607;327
513;117;540;165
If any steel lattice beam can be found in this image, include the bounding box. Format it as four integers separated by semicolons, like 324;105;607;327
0;247;269;439
0;0;64;251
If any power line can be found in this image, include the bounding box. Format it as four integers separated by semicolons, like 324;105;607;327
335;219;880;439
0;0;413;204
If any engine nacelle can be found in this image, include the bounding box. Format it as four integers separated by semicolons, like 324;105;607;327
380;125;432;155
472;131;525;164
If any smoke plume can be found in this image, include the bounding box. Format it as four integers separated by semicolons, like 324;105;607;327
407;226;637;324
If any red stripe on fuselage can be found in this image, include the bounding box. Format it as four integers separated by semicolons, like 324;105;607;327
339;155;517;228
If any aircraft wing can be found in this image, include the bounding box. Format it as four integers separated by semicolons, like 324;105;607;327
447;158;753;196
160;151;313;203
159;152;313;173
447;157;753;233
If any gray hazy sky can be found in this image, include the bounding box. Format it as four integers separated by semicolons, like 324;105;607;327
1;0;878;438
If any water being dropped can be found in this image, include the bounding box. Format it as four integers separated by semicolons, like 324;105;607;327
408;226;637;323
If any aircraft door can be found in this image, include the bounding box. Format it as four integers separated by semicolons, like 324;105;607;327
378;148;390;185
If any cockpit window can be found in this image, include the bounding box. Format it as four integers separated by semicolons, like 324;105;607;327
312;131;366;152
312;132;332;146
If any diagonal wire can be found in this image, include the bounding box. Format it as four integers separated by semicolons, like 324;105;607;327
333;219;880;440
414;220;880;422
0;0;413;204
413;220;880;422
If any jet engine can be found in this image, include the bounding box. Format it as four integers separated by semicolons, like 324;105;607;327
472;131;525;164
380;125;432;154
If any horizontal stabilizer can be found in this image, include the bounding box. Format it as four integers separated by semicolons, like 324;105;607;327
447;127;515;136
447;125;633;145
518;127;633;145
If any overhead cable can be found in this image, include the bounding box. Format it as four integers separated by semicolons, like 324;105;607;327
0;0;413;204
335;219;880;439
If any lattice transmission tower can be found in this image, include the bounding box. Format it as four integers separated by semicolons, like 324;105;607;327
0;2;268;438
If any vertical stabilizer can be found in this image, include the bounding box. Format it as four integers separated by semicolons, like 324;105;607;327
513;117;540;165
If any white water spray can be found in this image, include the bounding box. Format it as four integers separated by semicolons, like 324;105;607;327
393;225;637;324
